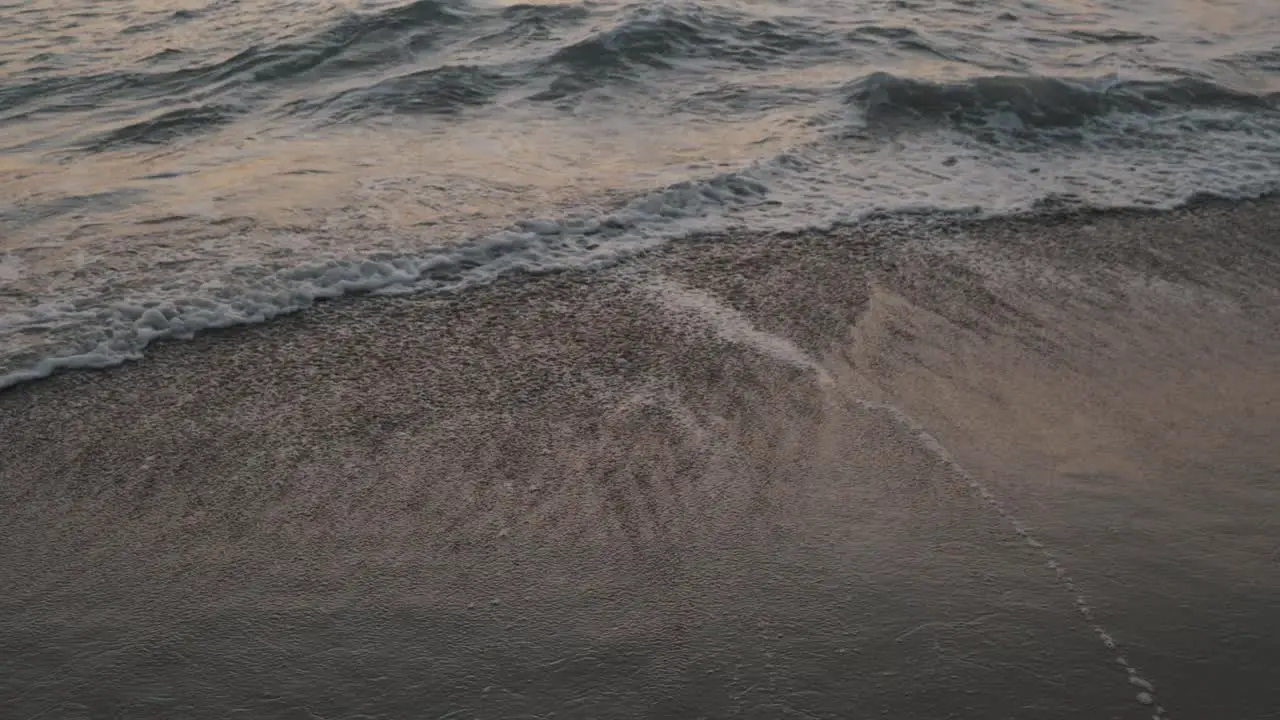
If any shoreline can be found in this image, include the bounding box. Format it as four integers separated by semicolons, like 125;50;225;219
3;190;1278;396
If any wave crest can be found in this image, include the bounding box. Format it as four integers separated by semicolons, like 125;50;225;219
84;104;242;150
845;72;1279;133
303;65;516;120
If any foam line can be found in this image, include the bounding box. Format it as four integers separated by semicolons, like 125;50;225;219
852;396;1169;720
650;276;1169;719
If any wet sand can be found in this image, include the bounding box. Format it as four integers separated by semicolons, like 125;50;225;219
3;200;1279;719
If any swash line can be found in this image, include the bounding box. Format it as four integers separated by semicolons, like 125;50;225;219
649;276;1169;719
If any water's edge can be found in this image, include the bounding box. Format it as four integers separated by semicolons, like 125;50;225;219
4;190;1274;396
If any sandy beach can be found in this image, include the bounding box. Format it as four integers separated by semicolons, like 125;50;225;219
3;199;1279;719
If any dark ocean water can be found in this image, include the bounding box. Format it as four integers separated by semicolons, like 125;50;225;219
1;0;1278;387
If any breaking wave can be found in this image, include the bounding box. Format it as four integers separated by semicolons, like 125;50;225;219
2;0;1279;391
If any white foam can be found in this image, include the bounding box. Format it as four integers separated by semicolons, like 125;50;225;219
0;173;770;391
3;103;1279;391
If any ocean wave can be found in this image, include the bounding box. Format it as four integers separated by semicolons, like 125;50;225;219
500;2;593;25
0;2;833;127
532;5;838;101
0;74;115;121
545;11;712;74
545;7;835;72
1227;47;1280;74
1066;29;1160;45
6;131;1279;393
469;2;592;47
4;0;1280;392
82;104;243;150
0;171;775;392
845;72;1280;133
302;64;519;120
0;0;477;119
176;2;473;88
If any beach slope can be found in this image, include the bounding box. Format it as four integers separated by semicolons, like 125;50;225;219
3;200;1279;719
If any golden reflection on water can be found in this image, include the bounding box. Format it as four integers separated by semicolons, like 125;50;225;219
0;99;819;279
3;0;1277;267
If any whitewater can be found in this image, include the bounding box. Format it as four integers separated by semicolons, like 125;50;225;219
1;0;1278;388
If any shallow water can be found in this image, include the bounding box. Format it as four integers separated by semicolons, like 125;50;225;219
1;0;1279;385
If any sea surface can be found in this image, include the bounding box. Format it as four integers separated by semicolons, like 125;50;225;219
1;0;1278;385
